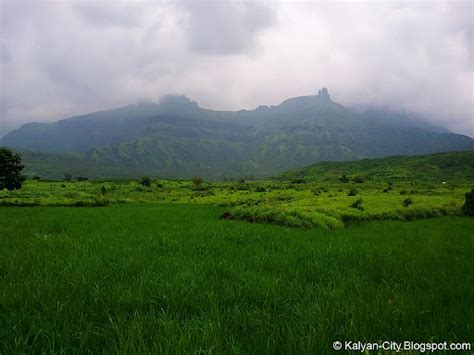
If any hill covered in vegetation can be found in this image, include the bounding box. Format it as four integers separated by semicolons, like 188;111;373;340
277;151;474;182
2;89;474;179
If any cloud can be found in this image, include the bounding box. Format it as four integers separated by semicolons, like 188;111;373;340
178;1;275;55
0;0;472;137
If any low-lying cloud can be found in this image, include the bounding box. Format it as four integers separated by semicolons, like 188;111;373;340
0;0;472;137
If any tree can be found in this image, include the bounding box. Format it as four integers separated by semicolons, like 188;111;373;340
462;189;474;216
0;147;26;191
140;176;152;187
63;173;73;181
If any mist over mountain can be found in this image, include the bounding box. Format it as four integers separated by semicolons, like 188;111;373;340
2;88;473;179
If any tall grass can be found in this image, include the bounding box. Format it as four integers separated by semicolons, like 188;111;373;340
1;204;472;353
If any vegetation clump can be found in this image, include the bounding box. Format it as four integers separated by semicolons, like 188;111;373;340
402;198;413;208
352;175;366;183
339;174;350;183
192;176;203;186
0;147;26;191
140;176;152;187
347;188;358;196
461;189;474;216
350;198;364;210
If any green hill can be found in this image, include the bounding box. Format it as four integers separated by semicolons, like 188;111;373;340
2;89;474;179
277;151;474;182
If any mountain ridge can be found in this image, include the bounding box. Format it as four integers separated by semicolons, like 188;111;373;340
2;88;473;178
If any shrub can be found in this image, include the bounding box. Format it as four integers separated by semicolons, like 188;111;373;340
31;175;41;181
402;198;413;208
461;189;474;216
347;188;358;196
238;178;245;184
192;177;204;186
350;198;363;210
76;176;88;181
233;182;249;191
192;190;214;197
63;173;73;182
339;174;350;183
255;186;266;192
140;176;152;187
352;175;366;183
100;186;107;195
291;178;305;184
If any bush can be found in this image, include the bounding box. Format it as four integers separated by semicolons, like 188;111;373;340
192;177;204;186
402;198;413;208
31;175;41;181
350;198;363;210
461;189;474;216
291;178;305;184
76;176;88;181
63;173;73;182
352;175;366;183
255;186;266;192
339;175;350;183
347;188;358;196
140;176;152;187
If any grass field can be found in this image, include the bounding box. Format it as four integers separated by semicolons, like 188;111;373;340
1;204;473;353
0;178;471;229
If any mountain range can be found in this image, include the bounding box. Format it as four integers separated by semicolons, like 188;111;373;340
2;88;473;179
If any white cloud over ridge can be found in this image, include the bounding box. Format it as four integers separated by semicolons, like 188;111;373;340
0;0;472;136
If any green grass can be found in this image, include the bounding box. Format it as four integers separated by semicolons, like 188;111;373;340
1;204;473;353
1;178;471;229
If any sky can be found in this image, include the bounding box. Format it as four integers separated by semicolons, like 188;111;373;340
0;0;473;137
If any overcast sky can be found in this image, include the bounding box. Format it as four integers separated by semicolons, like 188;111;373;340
0;0;472;137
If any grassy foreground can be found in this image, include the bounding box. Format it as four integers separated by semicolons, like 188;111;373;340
1;204;473;353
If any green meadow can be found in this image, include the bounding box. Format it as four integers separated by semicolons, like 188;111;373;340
1;151;473;353
0;178;470;229
1;205;473;354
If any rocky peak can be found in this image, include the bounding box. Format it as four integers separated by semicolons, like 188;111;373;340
318;87;330;100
